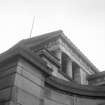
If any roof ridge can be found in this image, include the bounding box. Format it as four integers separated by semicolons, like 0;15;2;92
21;30;63;45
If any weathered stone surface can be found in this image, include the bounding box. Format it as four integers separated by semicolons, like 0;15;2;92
0;62;17;105
0;102;10;105
75;97;105;105
0;60;17;73
8;101;16;105
11;87;41;105
17;66;44;87
17;58;44;80
0;88;11;102
0;30;105;105
44;87;72;105
44;87;105;105
0;74;15;90
0;67;16;79
44;98;64;105
14;73;43;98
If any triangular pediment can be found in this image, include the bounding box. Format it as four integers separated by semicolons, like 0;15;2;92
0;29;100;86
13;30;99;83
20;30;63;50
16;30;99;75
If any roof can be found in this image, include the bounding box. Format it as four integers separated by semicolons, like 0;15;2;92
15;30;99;73
0;30;99;73
17;30;62;48
0;30;105;98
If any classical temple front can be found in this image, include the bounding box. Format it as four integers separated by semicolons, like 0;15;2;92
0;30;105;105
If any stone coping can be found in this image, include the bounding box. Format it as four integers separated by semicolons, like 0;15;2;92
0;46;52;76
46;76;105;98
88;71;105;80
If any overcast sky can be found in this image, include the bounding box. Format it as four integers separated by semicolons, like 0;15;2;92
0;0;105;71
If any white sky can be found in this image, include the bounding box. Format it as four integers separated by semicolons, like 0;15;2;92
0;0;105;71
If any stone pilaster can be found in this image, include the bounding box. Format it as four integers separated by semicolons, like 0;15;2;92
66;58;72;78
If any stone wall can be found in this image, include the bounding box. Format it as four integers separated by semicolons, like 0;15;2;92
0;58;105;105
10;58;105;105
0;60;17;105
10;58;45;105
44;86;105;105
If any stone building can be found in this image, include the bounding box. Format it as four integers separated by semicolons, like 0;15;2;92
0;30;105;105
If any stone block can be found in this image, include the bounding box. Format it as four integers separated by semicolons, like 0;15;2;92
17;58;44;80
14;73;44;98
17;68;44;87
14;88;41;105
75;97;105;105
0;102;10;105
0;74;15;90
44;87;72;105
8;101;16;105
0;88;11;102
0;67;16;79
44;98;64;105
